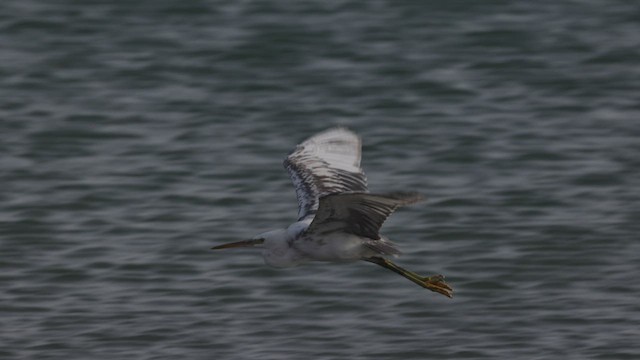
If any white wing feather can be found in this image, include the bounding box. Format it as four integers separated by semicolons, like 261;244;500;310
284;127;368;221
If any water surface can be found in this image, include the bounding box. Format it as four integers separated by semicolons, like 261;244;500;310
1;1;639;359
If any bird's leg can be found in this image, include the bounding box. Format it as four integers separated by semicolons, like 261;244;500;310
364;257;453;298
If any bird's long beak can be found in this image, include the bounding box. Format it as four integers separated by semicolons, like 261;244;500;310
211;238;264;250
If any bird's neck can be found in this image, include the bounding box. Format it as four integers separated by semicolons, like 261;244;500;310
262;229;303;268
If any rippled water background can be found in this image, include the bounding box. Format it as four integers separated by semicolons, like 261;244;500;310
2;1;639;359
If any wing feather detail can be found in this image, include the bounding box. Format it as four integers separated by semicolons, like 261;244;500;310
305;192;424;240
284;127;368;221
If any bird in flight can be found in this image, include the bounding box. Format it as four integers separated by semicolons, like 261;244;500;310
212;127;453;298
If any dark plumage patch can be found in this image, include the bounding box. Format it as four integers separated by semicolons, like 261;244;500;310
306;192;424;240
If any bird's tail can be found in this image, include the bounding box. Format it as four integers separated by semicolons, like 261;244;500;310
360;192;424;257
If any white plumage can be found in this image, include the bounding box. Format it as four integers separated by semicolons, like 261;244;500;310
212;127;453;298
284;127;367;221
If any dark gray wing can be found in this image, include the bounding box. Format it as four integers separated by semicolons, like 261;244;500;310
284;127;368;221
305;192;423;240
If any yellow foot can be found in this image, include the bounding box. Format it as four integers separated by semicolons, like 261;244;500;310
421;274;453;298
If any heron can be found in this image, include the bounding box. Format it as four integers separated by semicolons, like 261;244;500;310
212;127;453;298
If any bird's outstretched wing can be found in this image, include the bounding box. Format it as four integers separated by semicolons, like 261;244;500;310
284;127;367;221
306;192;423;240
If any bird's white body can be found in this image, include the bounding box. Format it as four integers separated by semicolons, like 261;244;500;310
212;127;453;297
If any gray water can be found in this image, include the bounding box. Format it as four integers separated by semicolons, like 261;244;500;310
2;1;639;359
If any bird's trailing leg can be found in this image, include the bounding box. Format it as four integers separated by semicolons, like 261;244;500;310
364;256;453;298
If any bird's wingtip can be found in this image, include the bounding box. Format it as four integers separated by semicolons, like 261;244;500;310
383;191;425;204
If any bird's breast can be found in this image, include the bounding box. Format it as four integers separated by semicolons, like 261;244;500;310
295;233;365;262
